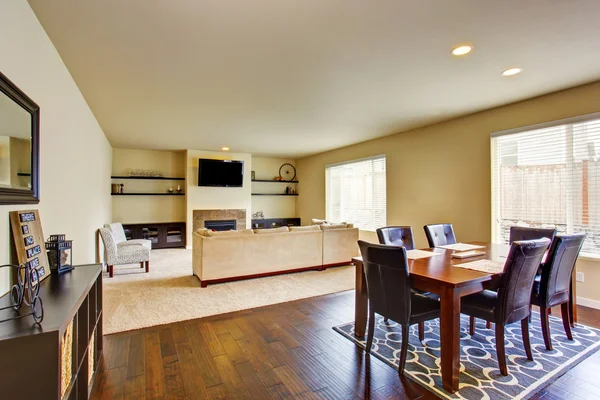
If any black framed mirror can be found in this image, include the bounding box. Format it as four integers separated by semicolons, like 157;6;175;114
0;71;39;204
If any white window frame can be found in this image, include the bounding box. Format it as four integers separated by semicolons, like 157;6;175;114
491;112;600;259
325;155;386;231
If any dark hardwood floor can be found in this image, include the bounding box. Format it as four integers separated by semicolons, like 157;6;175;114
91;290;600;399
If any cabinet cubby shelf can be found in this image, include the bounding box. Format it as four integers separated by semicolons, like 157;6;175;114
252;179;299;183
251;193;299;196
111;192;185;196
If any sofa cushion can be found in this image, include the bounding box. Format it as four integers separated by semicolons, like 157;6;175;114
104;222;127;244
320;223;349;230
289;225;321;232
254;226;289;234
206;229;254;237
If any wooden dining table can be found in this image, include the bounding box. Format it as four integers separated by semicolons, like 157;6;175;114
353;242;508;393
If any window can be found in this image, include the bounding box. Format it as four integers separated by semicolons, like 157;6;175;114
491;113;600;257
326;155;386;231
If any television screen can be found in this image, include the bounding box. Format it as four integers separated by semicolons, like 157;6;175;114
198;159;244;187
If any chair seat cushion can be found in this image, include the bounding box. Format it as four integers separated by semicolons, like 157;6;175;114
117;239;152;250
408;293;441;324
461;290;498;322
116;245;150;264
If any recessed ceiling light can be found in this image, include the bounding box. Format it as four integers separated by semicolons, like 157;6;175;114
501;67;523;77
451;45;473;56
222;146;230;151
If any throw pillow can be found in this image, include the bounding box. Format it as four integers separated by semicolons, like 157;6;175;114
206;229;254;237
311;219;328;225
254;226;290;234
320;223;349;230
289;225;321;232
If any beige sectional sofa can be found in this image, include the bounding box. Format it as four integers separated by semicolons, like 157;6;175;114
192;224;358;287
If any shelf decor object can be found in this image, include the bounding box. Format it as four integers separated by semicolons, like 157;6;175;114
9;210;51;283
45;234;74;275
0;262;44;324
279;163;297;181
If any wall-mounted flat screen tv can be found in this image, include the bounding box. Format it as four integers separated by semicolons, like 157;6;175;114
198;158;244;187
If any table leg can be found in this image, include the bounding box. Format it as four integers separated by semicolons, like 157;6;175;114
440;285;460;393
354;259;368;338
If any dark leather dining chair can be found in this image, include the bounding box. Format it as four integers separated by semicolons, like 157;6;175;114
423;224;456;248
531;233;586;350
509;226;557;244
375;226;433;330
376;226;415;250
358;241;440;374
461;238;551;376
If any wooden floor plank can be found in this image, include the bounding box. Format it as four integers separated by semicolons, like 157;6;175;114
144;331;166;400
175;341;210;399
127;332;145;378
213;354;253;400
234;361;275;399
185;324;223;388
217;332;248;365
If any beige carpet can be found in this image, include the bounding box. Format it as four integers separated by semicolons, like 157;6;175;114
102;248;355;334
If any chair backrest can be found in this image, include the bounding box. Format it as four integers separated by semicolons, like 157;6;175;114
538;233;587;308
104;222;127;244
509;226;557;244
376;226;415;250
497;238;551;324
99;227;118;265
423;224;456;247
358;240;412;324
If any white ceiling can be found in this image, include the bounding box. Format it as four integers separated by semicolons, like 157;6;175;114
27;0;600;158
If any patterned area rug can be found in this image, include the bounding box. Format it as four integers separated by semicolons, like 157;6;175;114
334;313;600;399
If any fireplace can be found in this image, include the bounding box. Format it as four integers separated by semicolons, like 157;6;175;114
193;209;247;232
205;220;236;231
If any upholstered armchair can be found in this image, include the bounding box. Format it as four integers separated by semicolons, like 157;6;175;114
104;223;152;250
99;227;150;277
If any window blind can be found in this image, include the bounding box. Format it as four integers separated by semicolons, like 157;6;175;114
326;155;386;231
491;114;600;257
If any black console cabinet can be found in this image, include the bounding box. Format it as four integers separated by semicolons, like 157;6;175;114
251;218;301;229
123;222;186;249
0;264;103;400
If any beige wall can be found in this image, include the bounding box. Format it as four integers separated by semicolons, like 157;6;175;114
297;80;600;305
0;1;112;295
251;157;297;219
185;150;252;245
112;148;186;223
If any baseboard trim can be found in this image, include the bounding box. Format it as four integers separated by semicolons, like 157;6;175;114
577;296;600;310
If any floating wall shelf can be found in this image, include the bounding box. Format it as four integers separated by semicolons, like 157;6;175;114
111;193;185;196
111;176;185;181
251;193;299;196
251;180;299;183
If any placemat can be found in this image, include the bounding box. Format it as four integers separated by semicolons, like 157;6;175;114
406;249;443;260
454;259;504;274
438;243;486;251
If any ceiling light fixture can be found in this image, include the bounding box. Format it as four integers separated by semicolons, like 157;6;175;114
501;67;523;77
451;45;473;56
222;146;230;151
